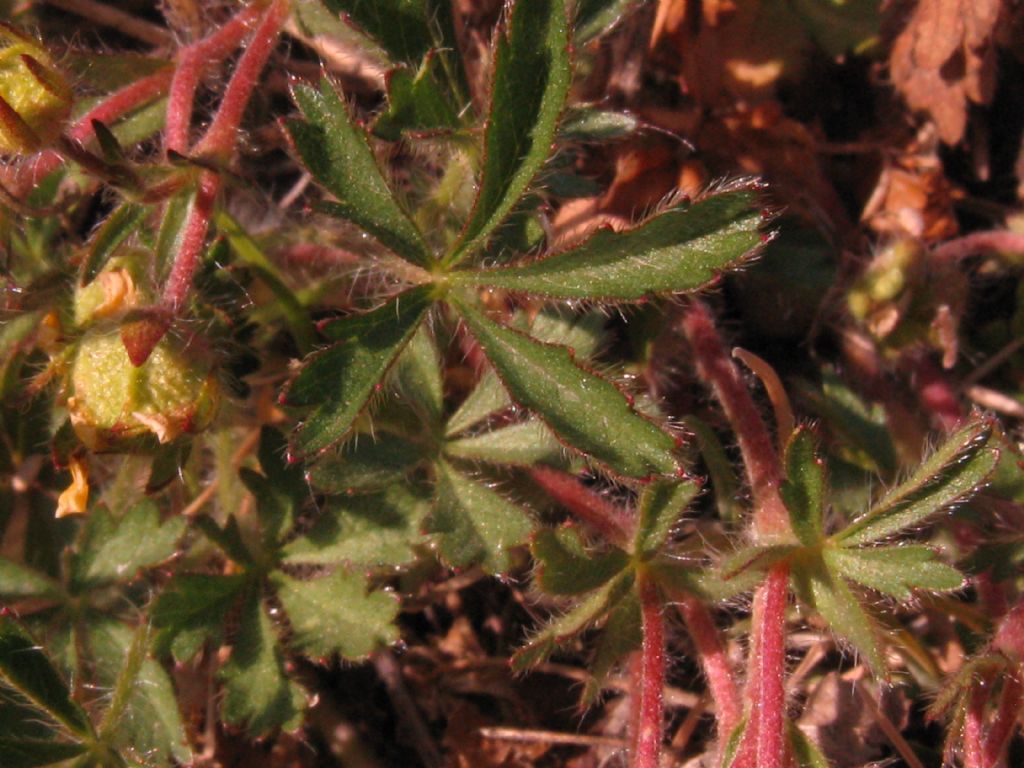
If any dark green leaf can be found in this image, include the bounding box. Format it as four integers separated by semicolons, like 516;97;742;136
453;299;679;477
834;421;998;546
322;0;435;63
220;588;304;735
154;189;193;281
511;572;633;671
287;286;433;455
824;545;964;601
449;0;571;263
0;738;87;767
71;501;185;590
0;616;93;739
781;428;826;546
0;557;63;601
633;479;699;559
374;57;458;140
574;0;638;42
194;514;254;566
288;78;432;266
452;189;762;300
788;722;830;768
681;415;742;524
309;432;427;493
394;323;444;424
445;419;566;467
152;574;248;662
532;527;629;595
80;202;146;286
582;591;642;704
272;570;398;659
445;368;511;437
283;485;430;567
430;459;532;572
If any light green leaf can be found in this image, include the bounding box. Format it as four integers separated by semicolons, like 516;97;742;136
574;0;638;42
445;418;566;467
559;106;638;141
0;616;94;740
449;0;571;263
788;722;830;768
220;588;304;735
0;558;63;601
71;501;185;591
453;299;679;477
633;479;699;559
283;486;430;567
824;545;964;601
430;459;533;573
288;78;432;266
834;421;998;546
532;527;629;595
152;574;248;663
781;428;826;546
445;368;511;436
287;286;433;455
394;323;444;424
272;570;398;660
452;190;762;300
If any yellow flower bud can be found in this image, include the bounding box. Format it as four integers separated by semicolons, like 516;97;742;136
0;23;73;154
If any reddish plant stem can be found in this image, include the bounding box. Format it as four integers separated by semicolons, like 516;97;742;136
162;169;220;310
902;351;963;432
676;594;741;739
529;467;631;548
195;0;290;160
680;300;787;536
633;573;665;768
164;3;263;155
963;687;987;768
932;230;1024;264
983;673;1023;767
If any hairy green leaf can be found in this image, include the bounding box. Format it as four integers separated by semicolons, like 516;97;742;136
454;299;679;477
788;722;830;768
681;415;742;524
835;421;998;546
574;0;638;42
720;544;798;582
152;574;248;662
445;418;565;467
272;570;398;659
445;368;511;437
310;432;427;493
287;286;433;455
0;558;63;601
322;0;437;63
449;0;571;263
0;616;93;739
80;202;146;286
452;190;762;300
559;106;638;141
430;460;532;572
583;591;642;704
394;323;444;424
824;545;964;601
374;56;458;140
781;428;826;546
633;480;699;559
0;738;87;767
288;78;432;266
532;527;629;595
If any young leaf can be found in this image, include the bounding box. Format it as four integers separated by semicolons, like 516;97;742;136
220;588;304;735
532;526;629;595
448;0;571;263
71;501;185;590
445;418;566;467
824;545;964;601
283;485;430;567
781;428;826;546
633;479;699;560
80;202;146;286
559;106;638;141
288;78;432;266
152;573;248;662
287;286;433;455
271;570;399;659
0;615;94;740
452;189;762;300
430;459;532;573
834;421;998;546
453;299;679;477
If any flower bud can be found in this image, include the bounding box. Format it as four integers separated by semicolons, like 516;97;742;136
68;328;220;451
73;249;153;328
0;23;73;154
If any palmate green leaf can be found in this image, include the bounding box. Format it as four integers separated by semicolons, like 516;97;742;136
583;591;642;704
430;459;532;573
445;418;566;467
0;616;94;740
70;501;185;591
633;480;699;559
80;202;146;285
152;574;248;662
310;432;427;493
241;427;308;549
824;545;964;601
834;420;999;546
220;588;304;735
452;189;762;300
453;299;679;477
0;557;63;600
287;78;432;267
0;738;87;768
283;485;430;567
793;558;886;677
448;0;571;263
781;428;826;546
532;527;629;595
511;571;633;671
271;570;399;660
287;286;433;455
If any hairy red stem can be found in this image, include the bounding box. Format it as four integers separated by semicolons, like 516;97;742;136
963;687;987;768
529;467;631;547
633;574;665;768
195;0;290;160
932;230;1024;264
677;595;741;739
162;169;220;310
983;673;1023;767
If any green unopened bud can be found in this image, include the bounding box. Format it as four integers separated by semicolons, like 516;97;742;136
0;23;73;154
68;328;220;451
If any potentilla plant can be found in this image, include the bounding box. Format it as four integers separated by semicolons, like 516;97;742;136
0;1;1021;767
